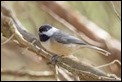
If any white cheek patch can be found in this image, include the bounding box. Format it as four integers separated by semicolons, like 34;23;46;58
43;27;58;36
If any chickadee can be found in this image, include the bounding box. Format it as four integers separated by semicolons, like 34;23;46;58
38;24;110;56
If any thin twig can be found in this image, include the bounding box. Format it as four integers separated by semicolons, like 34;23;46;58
95;60;121;69
1;33;15;46
110;1;121;20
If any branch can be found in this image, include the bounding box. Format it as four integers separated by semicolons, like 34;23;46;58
1;3;120;81
1;68;54;77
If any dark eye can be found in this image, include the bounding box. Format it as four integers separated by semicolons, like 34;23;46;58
39;34;50;42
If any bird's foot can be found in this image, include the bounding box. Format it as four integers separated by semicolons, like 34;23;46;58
50;54;59;64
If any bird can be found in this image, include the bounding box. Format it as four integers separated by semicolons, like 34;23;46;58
38;24;110;57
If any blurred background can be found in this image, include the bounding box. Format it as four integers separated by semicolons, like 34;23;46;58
1;1;121;81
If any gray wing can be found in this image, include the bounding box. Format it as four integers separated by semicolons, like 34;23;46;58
52;31;86;45
51;31;111;56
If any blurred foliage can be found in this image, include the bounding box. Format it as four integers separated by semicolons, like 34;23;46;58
67;1;121;41
7;1;72;37
7;1;121;41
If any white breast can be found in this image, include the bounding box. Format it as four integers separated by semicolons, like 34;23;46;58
41;39;79;56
